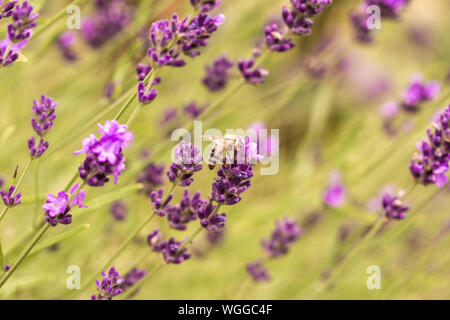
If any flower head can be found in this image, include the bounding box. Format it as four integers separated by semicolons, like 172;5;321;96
137;163;165;196
261;218;302;258
202;56;234;91
166;189;204;231
0;1;17;20
120;267;147;292
198;199;226;232
31;94;57;137
167;141;203;187
110;200;127;221
265;20;295;52
92;267;124;300
402;75;441;112
0;185;21;208
238;58;269;85
246;260;271;282
150;188;173;217
322;171;346;208
382;191;409;220
147;227;164;251
7;1;38;42
160;237;191;264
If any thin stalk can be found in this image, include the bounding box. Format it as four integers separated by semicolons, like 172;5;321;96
0;223;50;289
126;103;142;127
1;41;12;63
32;0;88;40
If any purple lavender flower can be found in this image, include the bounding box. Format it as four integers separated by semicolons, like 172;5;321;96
206;228;225;244
136;63;152;81
402;75;441;112
137;163;165;196
82;0;132;49
0;38;22;66
261;218;302;258
322;171;346;208
202;56;234;91
184;102;206;119
166;189;203;231
92;267;124;300
137;81;158;104
30;94;57;137
120;267;147;292
57;31;77;62
1;185;21;208
382;192;409;220
198;199;226;232
210;163;254;205
246;260;271;282
160;108;178;125
409;106;450;188
28;137;49;159
160;237;191;264
150;188;173;217
4;265;10;272
110;200;127;221
265;21;295;52
75;120;133;187
147;227;164;251
167;141;203;187
238;58;269;85
42;183;87;227
0;1;17;20
7;1;38;42
190;0;221;13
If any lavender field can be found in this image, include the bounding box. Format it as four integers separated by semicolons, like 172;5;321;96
0;0;449;300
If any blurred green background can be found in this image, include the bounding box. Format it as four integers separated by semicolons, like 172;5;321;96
0;0;449;299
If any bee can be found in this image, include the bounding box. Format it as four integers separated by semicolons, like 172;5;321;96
203;134;244;170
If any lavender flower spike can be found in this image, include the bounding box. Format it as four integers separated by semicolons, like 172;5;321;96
167;141;203;187
261;218;302;258
137;81;158;104
160;237;191;264
150;188;173;217
120;268;147;292
7;1;38;42
31;94;57;137
92;267;124;300
202;56;234;92
265;21;295;52
147;227;164;251
28;137;49;159
110;200;127;221
166;189;203;231
246;260;271;282
238;58;269;85
382;191;409;220
137;163;164;196
1;185;21;208
0;1;17;20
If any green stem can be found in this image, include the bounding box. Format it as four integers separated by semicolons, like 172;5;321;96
0;223;50;289
126;103;142;127
32;0;88;40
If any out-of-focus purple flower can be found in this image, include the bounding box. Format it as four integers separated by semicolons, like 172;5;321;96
367;0;409;18
322;171;346;208
202;56;234;91
82;0;132;49
190;0;221;13
28;137;49;158
150;188;173;217
261;218;302;258
1;185;21;208
166;189;203;231
380;101;400;135
167;141;203;187
409;105;450;188
206;228;225;244
75;120;133;187
0;1;17;20
57;31;77;62
110;200;127;221
0;175;4;189
382;191;409;220
92;267;124;300
137;163;164;196
120;267;147;292
160;108;178;125
198;199;226;231
31;94;57;137
160;237;191;264
7;1;38;42
4;265;10;272
246;260;270;282
265;20;295;52
42;183;88;227
238;58;269;85
136;63;152;81
402;75;441;112
147;227;164;251
184;102;206;119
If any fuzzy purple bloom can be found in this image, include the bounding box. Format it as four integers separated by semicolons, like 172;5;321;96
184;102;205;119
31;94;57;137
7;1;38;42
75;120;133;187
238;58;269;85
246;260;271;282
136;63;152;81
202;56;234;91
92;267;124;300
382;192;409;220
0;39;20;66
160;237;191;264
150;188;173;217
167;141;203;187
409;106;450;188
110;200;127;221
323;171;346;208
28;137;49;158
198;200;226;232
137;81;158;104
190;0;221;13
137;163;165;196
42;183;87;227
402;75;441;112
1;185;21;208
82;0;132;49
120;267;147;292
261;218;302;258
0;1;17;20
57;31;77;62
